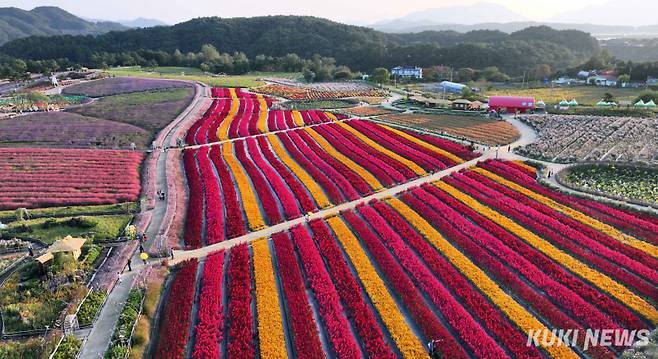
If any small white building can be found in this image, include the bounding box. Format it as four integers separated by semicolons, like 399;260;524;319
589;75;617;87
391;66;423;79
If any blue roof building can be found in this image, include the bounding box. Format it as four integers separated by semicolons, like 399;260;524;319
391;66;423;79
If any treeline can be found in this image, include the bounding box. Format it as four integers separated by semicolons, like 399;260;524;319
0;16;601;76
0;45;358;82
557;50;658;82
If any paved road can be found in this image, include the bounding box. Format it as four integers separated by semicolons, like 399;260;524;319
78;83;210;358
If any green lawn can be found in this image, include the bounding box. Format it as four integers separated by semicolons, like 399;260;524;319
0;203;138;223
1;215;132;244
485;86;644;106
106;66;302;88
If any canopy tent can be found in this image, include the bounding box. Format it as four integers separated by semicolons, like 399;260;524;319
559;99;570;106
568;99;579;106
645;100;656;108
596;101;611;107
634;100;646;107
536;100;546;108
36;236;86;264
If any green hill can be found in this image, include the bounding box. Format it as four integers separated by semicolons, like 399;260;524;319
0;6;126;45
0;15;600;75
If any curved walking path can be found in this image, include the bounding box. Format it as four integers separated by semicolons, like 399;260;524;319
78;82;211;359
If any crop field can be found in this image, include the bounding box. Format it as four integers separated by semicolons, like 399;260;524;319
255;83;387;100
0;148;143;210
160;159;658;358
0;112;148;149
71;87;195;132
518;114;658;163
187;87;349;144
561;164;658;204
485;86;643;106
183;117;475;247
107;67;301;88
378;113;520;145
62;76;191;97
343;105;399;117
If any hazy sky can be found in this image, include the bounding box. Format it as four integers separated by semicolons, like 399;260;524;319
6;0;614;25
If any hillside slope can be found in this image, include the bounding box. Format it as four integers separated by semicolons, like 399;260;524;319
0;6;126;45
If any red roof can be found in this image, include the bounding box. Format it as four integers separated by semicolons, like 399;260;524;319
488;96;536;108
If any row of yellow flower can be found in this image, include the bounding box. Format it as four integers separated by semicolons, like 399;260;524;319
382;125;465;165
257;94;269;134
305;127;384;191
327;216;428;359
435;180;658;324
217;88;240;141
386;197;580;359
324;112;339;122
252;238;288;358
267;134;332;209
292;110;304;127
337;122;427;176
221;143;266;231
513;160;537;174
473;168;658;258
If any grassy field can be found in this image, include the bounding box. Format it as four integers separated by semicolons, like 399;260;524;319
71;87;195;132
1;214;132;244
0;203;138;222
485;86;644;106
107;66;302;88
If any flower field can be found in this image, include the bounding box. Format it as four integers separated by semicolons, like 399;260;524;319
0;148;143;209
378;113;520;145
255;83;386;100
518;114;658;163
187;87;349;144
162;159;657;358
182;118;476;247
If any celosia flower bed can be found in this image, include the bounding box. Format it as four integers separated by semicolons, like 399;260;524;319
0;148;143;210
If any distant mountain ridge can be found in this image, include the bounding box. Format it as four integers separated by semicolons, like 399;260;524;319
0;6;127;45
371;1;658;38
373;21;658;38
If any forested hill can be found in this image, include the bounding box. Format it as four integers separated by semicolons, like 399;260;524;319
0;6;126;45
0;15;600;75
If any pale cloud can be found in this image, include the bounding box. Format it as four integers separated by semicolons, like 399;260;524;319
0;0;639;25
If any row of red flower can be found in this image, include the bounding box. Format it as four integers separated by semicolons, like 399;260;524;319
192;252;224;359
155;258;198;359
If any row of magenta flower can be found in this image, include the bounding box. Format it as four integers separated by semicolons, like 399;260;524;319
156;161;657;359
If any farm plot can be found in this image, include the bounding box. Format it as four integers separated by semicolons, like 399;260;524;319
255;83;386;100
70;87;195;132
0;148;143;210
518;114;658;163
560;163;658;204
343;106;398;117
378;113;520;145
63;76;191;97
182;119;475;247
162;159;658;358
187;87;347;144
0;112;148;149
